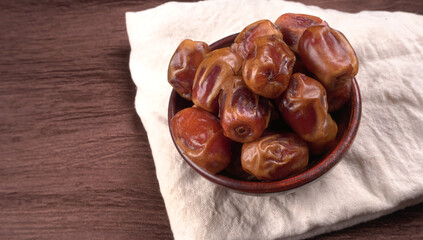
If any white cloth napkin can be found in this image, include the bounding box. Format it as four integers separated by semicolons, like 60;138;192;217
126;0;423;239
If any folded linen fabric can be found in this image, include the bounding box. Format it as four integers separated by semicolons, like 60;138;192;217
126;0;423;239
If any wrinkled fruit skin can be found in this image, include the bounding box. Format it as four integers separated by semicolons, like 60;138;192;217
168;39;210;100
298;25;358;111
192;47;242;114
274;13;327;53
232;19;282;59
327;77;352;112
171;107;232;175
219;76;271;143
242;35;296;99
276;73;338;155
241;132;309;181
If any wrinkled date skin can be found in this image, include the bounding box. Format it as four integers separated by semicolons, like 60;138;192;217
232;19;282;59
242;35;296;99
276;73;338;155
298;25;358;111
192;47;242;114
241;132;309;181
327;77;352;112
171;107;232;174
168;39;210;100
219;76;271;143
274;13;327;53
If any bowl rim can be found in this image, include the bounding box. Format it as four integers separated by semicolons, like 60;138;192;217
168;33;362;194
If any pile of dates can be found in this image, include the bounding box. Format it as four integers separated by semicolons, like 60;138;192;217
168;13;358;181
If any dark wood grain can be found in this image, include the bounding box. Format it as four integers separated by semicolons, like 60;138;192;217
0;0;422;239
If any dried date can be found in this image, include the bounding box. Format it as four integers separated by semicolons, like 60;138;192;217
232;19;282;59
168;39;210;100
298;25;358;111
276;73;338;155
192;47;242;114
241;132;309;181
242;35;296;98
219;76;271;143
274;13;327;53
171;107;232;174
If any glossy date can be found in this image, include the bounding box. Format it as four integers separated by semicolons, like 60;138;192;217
241;132;309;181
192;47;242;114
242;35;296;98
276;73;338;155
232;19;282;59
274;13;327;53
298;25;358;111
171;107;232;174
168;39;210;100
327;77;352;112
219;76;271;143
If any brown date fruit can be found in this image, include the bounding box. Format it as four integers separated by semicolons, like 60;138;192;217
276;73;338;155
168;39;210;100
171;107;232;174
298;25;358;111
242;35;296;99
192;47;242;114
327;77;352;112
219;76;271;143
241;132;309;181
274;13;327;53
232;19;282;59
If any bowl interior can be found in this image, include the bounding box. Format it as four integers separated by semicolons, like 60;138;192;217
168;33;361;194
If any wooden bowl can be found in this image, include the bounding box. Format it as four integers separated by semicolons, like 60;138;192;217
168;33;362;194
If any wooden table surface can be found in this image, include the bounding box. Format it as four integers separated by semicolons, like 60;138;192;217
1;0;422;239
